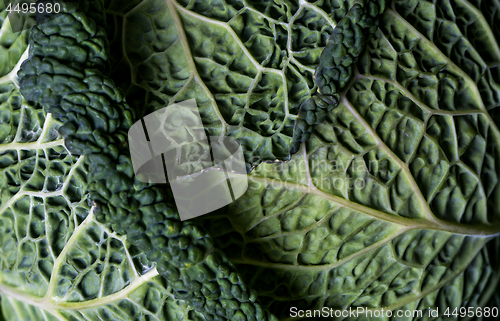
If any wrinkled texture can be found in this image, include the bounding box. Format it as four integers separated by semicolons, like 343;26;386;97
290;0;385;154
196;0;500;318
16;0;278;320
1;0;500;320
105;0;365;170
0;7;204;321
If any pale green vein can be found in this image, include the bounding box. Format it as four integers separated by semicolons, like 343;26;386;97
0;267;160;310
0;155;83;221
2;104;61;152
341;96;437;222
248;175;500;236
0;139;65;152
358;74;487;116
378;238;489;312
171;0;295;138
277;237;489;320
232;227;408;271
455;0;500;60
387;9;500;143
172;0;282;76
387;9;484;107
243;194;309;234
45;309;67;321
286;5;316;76
301;1;337;29
120;0;150;79
246;206;334;243
3;296;67;321
0;11;10;39
93;219;142;279
358;73;490;219
166;0;228;134
172;0;295;139
44;207;96;300
475;265;500;318
239;1;290;28
0;47;29;87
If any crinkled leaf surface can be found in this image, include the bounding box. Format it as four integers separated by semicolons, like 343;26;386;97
2;0;500;320
0;5;205;320
196;0;500;319
105;0;355;168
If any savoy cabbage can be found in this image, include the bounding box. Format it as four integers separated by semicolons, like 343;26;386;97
0;0;499;320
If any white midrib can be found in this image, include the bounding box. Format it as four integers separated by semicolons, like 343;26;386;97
3;2;499;319
232;226;409;271
44;208;97;299
0;63;164;312
247;174;500;236
166;0;332;141
165;0;227;136
340;95;438;220
0;268;159;311
0;47;29;87
0;139;65;151
0;201;160;312
0;113;83;218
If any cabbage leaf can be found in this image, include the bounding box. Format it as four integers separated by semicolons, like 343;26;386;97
199;0;500;318
0;4;204;320
1;0;500;320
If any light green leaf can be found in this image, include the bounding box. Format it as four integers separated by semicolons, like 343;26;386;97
0;6;204;320
106;0;352;168
0;91;204;320
3;0;500;320
197;0;500;319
